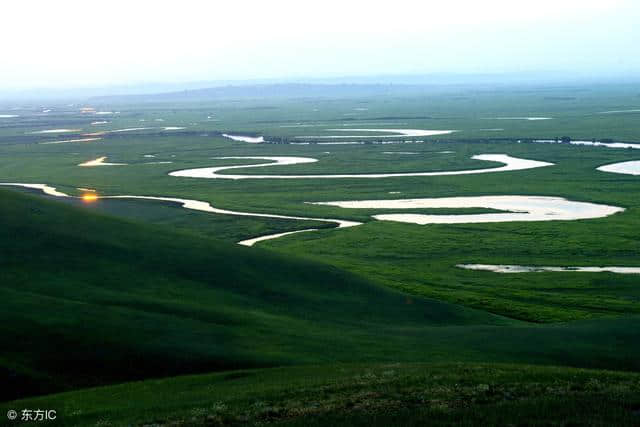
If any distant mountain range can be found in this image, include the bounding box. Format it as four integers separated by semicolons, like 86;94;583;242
90;83;440;103
2;71;638;104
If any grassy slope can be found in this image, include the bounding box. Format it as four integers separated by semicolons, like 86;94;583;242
3;363;640;426
54;196;333;243
0;188;506;400
3;188;640;405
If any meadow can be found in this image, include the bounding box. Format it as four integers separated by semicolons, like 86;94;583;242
1;82;639;425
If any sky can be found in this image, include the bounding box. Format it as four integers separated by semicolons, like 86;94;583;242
2;0;639;90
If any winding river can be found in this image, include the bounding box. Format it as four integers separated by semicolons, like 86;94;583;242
1;152;625;246
457;264;640;274
169;154;554;180
534;139;640;150
295;128;456;139
222;134;265;143
597;161;640;176
312;196;624;224
0;183;359;246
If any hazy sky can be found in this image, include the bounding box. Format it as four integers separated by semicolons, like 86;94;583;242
2;0;639;89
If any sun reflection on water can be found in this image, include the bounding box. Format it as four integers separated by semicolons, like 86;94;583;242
82;193;98;202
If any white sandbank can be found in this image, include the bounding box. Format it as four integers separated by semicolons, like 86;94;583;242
315;140;428;145
32;129;81;134
598;109;640;114
490;117;552;121
0;114;19;118
457;264;640;274
110;127;153;133
238;229;316;246
82;126;184;135
78;157;127;167
534;139;640;150
571;140;640;149
312;196;623;225
597;161;640;176
169;154;553;180
40;138;101;145
280;124;324;128
296;129;455;139
0;183;68;197
222;134;265;143
341;122;408;127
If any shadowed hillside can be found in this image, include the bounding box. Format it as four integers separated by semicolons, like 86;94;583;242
2;187;640;409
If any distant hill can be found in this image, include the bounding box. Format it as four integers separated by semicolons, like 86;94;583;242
89;83;437;103
3;71;638;103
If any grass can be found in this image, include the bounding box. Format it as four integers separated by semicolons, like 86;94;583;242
55;196;332;243
3;188;640;405
0;188;506;401
1;84;640;424
2;362;640;426
264;211;640;322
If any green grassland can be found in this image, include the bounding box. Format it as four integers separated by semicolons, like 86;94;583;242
3;363;640;426
55;197;332;243
2;190;640;424
2;124;638;322
1;83;640;425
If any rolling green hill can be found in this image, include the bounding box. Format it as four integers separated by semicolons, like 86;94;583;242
2;187;640;425
3;363;640;426
0;188;506;400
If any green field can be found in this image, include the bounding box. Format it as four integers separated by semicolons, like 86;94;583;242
1;83;639;425
4;363;640;426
